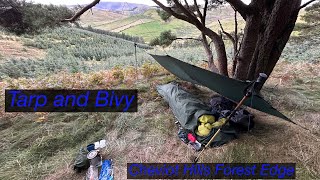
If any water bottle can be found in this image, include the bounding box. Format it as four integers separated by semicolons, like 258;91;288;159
86;165;99;180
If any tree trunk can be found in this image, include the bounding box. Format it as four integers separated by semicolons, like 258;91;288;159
203;27;229;77
232;10;239;77
234;14;261;80
235;0;301;82
201;33;219;73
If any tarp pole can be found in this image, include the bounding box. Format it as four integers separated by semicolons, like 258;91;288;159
134;43;137;80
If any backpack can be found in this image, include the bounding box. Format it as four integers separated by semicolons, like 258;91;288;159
210;95;255;131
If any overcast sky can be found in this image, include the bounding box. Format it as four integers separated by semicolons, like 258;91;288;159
28;0;310;6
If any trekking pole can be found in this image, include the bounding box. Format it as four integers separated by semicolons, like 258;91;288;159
193;73;268;163
134;43;138;80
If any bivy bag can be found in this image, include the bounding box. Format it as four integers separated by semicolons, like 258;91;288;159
157;82;237;147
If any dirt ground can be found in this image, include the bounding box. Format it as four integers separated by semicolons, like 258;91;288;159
0;38;45;60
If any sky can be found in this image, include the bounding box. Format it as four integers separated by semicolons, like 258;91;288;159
27;0;310;6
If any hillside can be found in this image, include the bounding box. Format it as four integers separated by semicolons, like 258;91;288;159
93;2;150;14
70;1;150;15
0;26;319;179
79;9;128;27
80;7;245;42
80;9;198;42
3;29;153;79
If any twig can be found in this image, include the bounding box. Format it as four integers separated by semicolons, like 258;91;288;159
171;37;203;41
298;0;317;10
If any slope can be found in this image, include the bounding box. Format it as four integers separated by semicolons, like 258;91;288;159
0;27;319;180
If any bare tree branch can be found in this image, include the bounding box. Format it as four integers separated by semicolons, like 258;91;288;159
183;0;197;17
218;20;235;44
153;0;229;76
171;37;203;41
152;0;203;29
234;10;238;50
152;0;194;25
172;0;202;27
62;0;100;22
298;0;317;10
232;10;239;76
203;0;209;25
225;0;250;20
172;0;192;16
193;0;203;22
184;0;190;9
202;33;219;73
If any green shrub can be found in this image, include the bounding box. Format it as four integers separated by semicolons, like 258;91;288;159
0;27;154;79
149;30;176;47
156;9;172;22
80;26;145;44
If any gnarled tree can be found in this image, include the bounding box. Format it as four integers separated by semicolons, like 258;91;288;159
64;0;317;82
1;0;73;34
152;0;317;82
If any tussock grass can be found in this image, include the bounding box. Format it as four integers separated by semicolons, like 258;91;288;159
1;61;319;179
0;26;319;179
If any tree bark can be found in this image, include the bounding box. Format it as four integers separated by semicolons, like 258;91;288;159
203;27;229;77
201;33;219;73
235;0;302;82
152;0;229;76
234;14;260;80
255;0;301;78
232;10;239;77
265;3;301;76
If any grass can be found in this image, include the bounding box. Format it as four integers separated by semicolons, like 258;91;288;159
0;59;319;179
123;19;194;42
0;112;109;179
93;14;153;31
0;64;174;179
80;9;127;26
0;31;45;60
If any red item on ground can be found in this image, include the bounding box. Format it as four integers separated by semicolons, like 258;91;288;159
188;133;196;143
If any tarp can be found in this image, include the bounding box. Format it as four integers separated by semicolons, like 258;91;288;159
150;54;292;122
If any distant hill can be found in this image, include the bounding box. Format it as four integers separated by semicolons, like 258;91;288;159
70;1;151;15
80;6;246;42
79;9;128;26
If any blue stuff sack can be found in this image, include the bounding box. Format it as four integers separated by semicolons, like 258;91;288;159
99;160;113;180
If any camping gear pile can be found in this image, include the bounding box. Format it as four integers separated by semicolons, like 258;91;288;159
157;82;255;149
73;140;114;180
151;54;299;162
152;54;297;151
